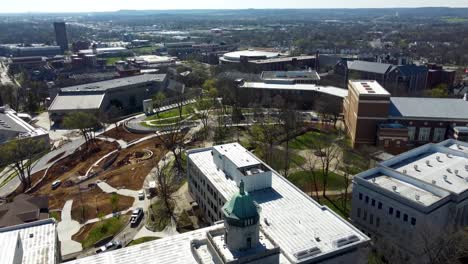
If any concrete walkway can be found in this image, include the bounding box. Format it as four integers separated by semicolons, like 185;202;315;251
57;200;83;256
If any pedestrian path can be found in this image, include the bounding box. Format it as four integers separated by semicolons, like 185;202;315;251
57;200;83;256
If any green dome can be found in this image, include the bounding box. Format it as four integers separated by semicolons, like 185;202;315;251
222;181;259;227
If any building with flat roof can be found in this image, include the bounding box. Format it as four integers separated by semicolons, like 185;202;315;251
0;44;62;57
220;50;317;73
351;139;468;263
0;219;59;264
187;143;370;263
260;70;320;84
0;194;49;228
336;60;429;96
68;143;369;264
237;78;347;109
343;80;468;153
48;74;168;123
0;106;49;145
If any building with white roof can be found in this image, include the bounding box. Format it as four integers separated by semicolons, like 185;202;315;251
0;106;49;145
351;139;468;263
69;143;369;264
0;219;59;264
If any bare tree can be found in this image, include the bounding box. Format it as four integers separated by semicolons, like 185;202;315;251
339;165;353;217
154;159;178;218
152;91;166;118
313;138;340;197
420;227;468;264
315;96;342;129
277;97;301;178
195;98;213;138
156;127;186;173
305;156;321;202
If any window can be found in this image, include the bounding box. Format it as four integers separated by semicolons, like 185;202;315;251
365;196;369;204
389;207;394;215
378;202;382;209
411;217;416;226
357;208;361;218
384;140;389;147
396;210;401;218
359;193;363;200
371;199;375;206
363;211;367;221
404;214;408;222
418;127;431;141
370;214;374;225
408;127;416;141
376;217;380;227
433;128;446;142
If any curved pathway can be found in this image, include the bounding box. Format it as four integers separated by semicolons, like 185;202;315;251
57;200;83;256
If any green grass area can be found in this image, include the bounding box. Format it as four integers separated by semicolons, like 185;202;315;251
320;195;352;219
131;46;156;55
289;131;331;150
105;56;128;66
81;216;127;249
128;236;160;246
289;170;345;191
256;147;306;172
145;104;194;121
147;200;172;232
442;16;468;23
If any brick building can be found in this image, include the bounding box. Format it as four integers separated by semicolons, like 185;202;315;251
343;80;468;154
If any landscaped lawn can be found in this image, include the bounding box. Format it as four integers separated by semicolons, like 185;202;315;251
131;46;156;55
289;170;346;191
289;131;334;150
145;104;194;121
256;147;306;172
105;56;128;66
319;195;352;219
79;216;128;249
128;236;160;246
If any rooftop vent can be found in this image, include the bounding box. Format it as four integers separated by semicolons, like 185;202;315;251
432;180;437;185
436;156;442;162
415;194;420;201
447;153;453;158
403;169;407;174
457;144;463;150
426;160;431;167
264;218;270;226
414;165;419;171
443;175;448;181
465;177;468;182
392;186;398;192
447;168;452;173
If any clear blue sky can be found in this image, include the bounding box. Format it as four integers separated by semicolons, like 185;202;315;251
2;0;467;13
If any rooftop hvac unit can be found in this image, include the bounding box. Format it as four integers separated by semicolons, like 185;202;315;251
432;180;437;185
455;170;459;175
457;144;463;150
443;175;448;181
447;168;452;173
415;194;420;201
414;165;419;171
436;156;442;162
392;186;398;192
447;153;453;158
403;169;407;174
426;160;431;166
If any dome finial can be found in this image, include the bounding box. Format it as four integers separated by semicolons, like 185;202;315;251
239;180;245;195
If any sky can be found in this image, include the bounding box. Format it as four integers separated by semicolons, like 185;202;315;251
1;0;468;13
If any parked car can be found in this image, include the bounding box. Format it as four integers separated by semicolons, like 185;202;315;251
51;180;61;190
96;240;122;254
138;190;145;200
130;208;144;227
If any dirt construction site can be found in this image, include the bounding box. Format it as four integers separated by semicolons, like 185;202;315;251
31;134;167;223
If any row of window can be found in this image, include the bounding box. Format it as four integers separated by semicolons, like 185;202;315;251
358;193;417;226
408;127;445;142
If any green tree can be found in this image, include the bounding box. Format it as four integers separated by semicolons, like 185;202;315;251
110;193;120;213
0;138;48;191
152;92;166;117
63;112;100;150
428;84;449;98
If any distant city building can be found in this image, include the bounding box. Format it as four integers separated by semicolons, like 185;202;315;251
163;42;236;64
426;63;456;89
77;47;131;57
0;219;59;264
0;44;62;57
0;194;49;228
0;106;49;145
129;55;177;68
336;60;429;96
220;49;317;73
351;139;468;263
48;74;168;124
343;80;468;153
53;22;69;52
